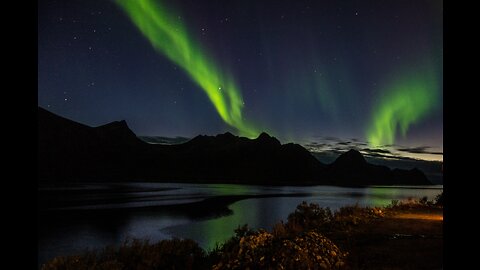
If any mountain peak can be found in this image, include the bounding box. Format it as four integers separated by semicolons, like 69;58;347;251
216;132;236;139
257;132;271;139
97;120;129;129
333;149;367;167
95;120;135;136
255;132;281;146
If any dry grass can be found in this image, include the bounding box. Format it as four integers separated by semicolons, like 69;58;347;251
41;238;208;270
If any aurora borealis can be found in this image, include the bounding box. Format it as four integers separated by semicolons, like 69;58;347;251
366;65;441;147
38;0;442;161
114;0;258;137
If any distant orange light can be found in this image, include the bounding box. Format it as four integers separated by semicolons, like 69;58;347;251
395;213;443;221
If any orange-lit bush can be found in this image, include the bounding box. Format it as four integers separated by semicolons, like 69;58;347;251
286;201;334;233
212;228;347;270
284;202;384;233
387;194;444;210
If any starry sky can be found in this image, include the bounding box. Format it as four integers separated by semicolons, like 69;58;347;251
38;0;443;161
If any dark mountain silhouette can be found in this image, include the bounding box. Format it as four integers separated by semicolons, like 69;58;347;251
38;107;431;185
326;149;431;185
38;107;147;182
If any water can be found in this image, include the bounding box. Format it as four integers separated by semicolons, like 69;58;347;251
38;182;442;266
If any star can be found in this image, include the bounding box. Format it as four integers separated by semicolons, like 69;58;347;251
37;0;443;156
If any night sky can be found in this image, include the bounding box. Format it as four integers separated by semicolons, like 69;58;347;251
38;0;443;161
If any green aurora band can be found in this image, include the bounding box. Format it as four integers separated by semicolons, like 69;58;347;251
366;70;440;147
115;0;258;137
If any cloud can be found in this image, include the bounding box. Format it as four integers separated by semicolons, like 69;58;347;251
396;146;443;155
304;134;442;163
363;152;415;161
363;148;393;154
312;136;342;142
304;142;329;147
336;141;351;145
139;136;191;145
305;137;372;154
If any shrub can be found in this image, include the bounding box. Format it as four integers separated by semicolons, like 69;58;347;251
212;229;347;270
387;194;444;210
41;238;208;270
435;192;444;206
390;199;399;207
419;196;429;205
286;201;334;233
333;204;385;229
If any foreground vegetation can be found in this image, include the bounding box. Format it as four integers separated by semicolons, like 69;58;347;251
42;193;443;270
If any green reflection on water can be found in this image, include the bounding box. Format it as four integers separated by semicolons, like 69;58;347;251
200;199;259;250
203;184;251;196
364;187;400;206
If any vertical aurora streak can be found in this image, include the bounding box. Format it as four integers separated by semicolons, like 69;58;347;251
366;68;440;147
115;0;258;137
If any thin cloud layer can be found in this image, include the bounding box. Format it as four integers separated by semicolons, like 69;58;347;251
302;136;442;162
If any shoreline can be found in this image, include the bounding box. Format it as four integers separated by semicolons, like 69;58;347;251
39;183;442;220
39;192;315;220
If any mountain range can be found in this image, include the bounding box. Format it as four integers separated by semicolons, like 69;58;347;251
38;107;432;186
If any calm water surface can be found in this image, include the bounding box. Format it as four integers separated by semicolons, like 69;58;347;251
38;182;442;266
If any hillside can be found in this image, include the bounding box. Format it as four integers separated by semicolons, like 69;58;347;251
38;107;431;186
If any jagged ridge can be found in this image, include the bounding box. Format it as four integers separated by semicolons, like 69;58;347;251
38;107;431;186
